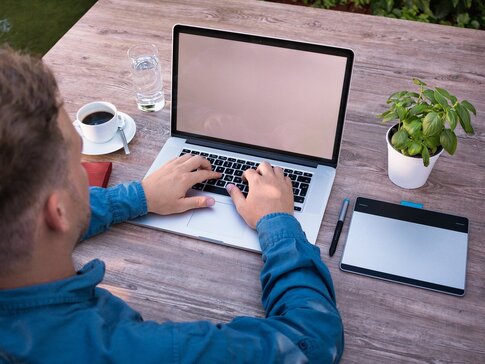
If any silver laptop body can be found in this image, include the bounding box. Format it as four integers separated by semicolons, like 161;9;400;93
132;25;354;252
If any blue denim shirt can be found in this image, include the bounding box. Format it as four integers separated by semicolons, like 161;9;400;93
0;182;344;363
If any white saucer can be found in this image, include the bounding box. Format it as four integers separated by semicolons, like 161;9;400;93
73;112;136;155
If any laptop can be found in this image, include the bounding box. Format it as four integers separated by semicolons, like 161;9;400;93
131;24;354;252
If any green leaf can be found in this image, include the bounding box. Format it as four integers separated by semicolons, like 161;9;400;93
408;141;422;156
409;103;428;116
435;87;452;100
433;0;452;19
423;89;436;103
377;109;392;118
461;100;477;115
434;89;449;109
403;120;422;136
470;20;480;29
423;112;443;136
421;146;430;167
440;129;458;155
413;78;427;86
396;106;408;120
446;109;457;130
457;13;470;27
391;129;409;149
388;91;407;102
424;134;440;149
380;111;398;123
400;97;414;108
407;92;420;98
456;103;475;134
382;111;397;123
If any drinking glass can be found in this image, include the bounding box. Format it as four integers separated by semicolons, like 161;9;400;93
128;43;165;112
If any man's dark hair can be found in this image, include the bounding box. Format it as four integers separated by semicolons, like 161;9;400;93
0;46;67;272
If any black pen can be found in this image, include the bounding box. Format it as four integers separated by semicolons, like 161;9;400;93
329;198;350;257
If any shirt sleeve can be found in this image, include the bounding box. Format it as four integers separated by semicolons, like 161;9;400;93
167;213;344;363
82;182;148;240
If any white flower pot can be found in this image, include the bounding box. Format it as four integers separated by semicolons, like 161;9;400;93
386;126;443;189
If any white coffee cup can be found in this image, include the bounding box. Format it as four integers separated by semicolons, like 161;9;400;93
76;101;121;143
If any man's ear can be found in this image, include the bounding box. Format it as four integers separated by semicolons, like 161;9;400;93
44;192;70;233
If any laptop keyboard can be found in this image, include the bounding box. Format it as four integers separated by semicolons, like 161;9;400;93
180;148;313;211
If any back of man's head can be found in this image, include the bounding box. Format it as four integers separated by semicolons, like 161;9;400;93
0;46;67;273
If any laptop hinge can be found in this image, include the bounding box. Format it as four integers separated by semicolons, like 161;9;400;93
184;137;333;168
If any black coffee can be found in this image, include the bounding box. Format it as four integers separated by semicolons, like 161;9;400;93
81;111;114;126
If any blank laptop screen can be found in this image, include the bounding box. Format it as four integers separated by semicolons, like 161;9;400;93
175;32;349;160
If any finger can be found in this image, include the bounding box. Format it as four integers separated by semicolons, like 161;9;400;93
171;153;193;165
226;183;246;212
273;166;284;177
188;169;222;185
243;168;259;183
162;154;188;169
180;155;212;171
256;161;273;176
177;196;216;212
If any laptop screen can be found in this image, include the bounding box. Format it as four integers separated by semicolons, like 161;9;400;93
172;25;353;164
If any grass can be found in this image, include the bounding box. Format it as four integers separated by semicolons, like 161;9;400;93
0;0;97;56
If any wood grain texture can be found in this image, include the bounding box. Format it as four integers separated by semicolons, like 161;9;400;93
43;0;485;362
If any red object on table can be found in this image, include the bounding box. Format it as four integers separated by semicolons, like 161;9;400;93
81;162;112;188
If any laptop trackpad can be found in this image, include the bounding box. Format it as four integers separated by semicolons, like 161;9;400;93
187;202;246;238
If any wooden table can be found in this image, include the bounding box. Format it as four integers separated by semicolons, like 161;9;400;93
43;0;485;362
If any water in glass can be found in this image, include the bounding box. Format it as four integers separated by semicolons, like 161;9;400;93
132;55;165;112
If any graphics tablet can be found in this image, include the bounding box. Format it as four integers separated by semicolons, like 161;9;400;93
340;197;469;296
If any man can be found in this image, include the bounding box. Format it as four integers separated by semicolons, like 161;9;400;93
0;47;344;363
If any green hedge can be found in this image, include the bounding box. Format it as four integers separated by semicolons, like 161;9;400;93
302;0;485;29
0;0;98;55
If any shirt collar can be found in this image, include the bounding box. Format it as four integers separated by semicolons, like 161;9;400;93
0;259;105;312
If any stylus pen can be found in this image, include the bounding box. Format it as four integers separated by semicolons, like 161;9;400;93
329;198;350;257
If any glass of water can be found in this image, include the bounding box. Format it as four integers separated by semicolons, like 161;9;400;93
128;43;165;112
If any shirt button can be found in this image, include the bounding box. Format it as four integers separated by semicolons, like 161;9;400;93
298;339;309;351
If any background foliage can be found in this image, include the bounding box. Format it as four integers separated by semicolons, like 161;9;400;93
0;0;97;55
300;0;485;29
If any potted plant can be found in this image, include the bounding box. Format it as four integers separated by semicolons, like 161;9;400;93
378;78;477;189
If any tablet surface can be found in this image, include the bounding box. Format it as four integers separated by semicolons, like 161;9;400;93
340;197;468;296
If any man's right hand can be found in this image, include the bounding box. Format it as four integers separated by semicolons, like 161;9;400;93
142;154;222;215
226;161;294;229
